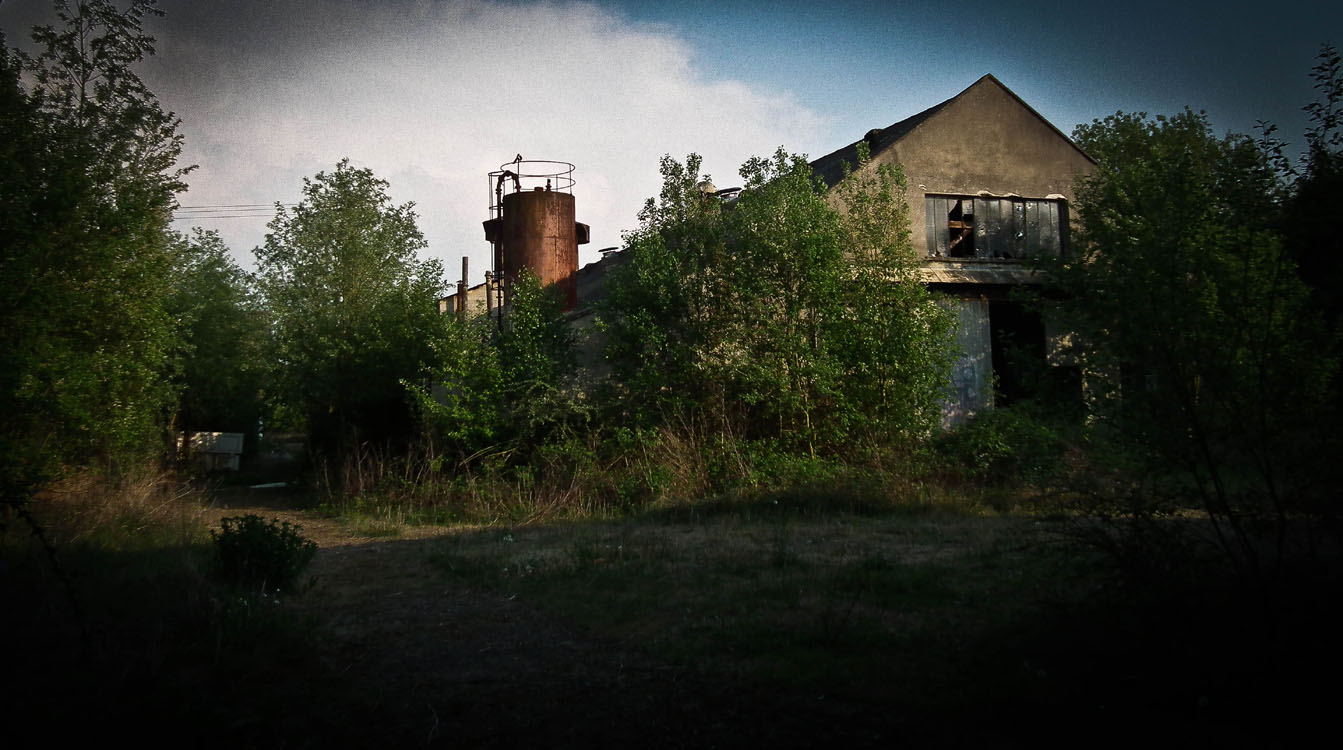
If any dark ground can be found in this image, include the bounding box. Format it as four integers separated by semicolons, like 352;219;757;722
5;475;1336;748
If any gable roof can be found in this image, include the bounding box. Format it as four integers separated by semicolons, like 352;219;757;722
810;74;1093;187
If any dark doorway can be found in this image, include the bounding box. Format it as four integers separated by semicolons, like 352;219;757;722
990;301;1046;406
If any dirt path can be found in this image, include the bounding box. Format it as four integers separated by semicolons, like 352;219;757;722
199;487;906;748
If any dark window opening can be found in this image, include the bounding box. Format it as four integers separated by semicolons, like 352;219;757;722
990;301;1046;406
947;199;975;258
927;195;1068;259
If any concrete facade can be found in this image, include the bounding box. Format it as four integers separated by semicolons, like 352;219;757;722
813;75;1096;423
813;74;1094;266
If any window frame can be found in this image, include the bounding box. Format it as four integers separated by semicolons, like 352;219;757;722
925;194;1069;260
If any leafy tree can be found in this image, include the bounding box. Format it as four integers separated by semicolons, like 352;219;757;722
496;271;578;392
166;229;266;441
410;270;578;461
1043;108;1336;577
598;153;724;416
1;0;187;500
599;147;951;455
254;160;446;458
1281;44;1343;329
829;144;956;446
409;311;505;457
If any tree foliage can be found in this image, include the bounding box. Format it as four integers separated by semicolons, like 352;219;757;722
496;271;578;392
166;229;266;439
829;144;956;446
1282;44;1343;329
410;312;505;455
1;0;187;497
1043;106;1337;575
411;271;578;461
599;147;951;455
254;159;446;456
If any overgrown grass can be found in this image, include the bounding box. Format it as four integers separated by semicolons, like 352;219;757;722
427;506;1069;705
244;418;1339;743
29;469;212;549
0;470;371;745
418;488;1341;744
315;425;1031;531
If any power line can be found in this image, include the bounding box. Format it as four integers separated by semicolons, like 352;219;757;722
177;203;293;209
172;203;297;221
173;214;274;220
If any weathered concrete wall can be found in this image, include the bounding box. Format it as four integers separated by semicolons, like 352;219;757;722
862;78;1094;256
842;77;1095;425
438;282;492;317
941;296;993;427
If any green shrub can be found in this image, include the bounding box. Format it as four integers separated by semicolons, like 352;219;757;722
212;514;317;593
936;405;1069;486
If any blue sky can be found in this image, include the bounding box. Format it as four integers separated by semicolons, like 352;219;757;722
614;0;1332;154
2;0;1337;280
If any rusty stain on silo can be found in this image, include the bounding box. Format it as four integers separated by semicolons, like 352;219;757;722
483;159;589;313
501;188;579;310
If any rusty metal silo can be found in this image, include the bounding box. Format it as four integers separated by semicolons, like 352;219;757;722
482;158;590;312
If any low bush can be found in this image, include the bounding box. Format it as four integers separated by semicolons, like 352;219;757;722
212;514;317;593
934;404;1071;486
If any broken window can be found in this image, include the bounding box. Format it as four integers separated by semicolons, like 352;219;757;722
946;198;975;257
926;195;1068;259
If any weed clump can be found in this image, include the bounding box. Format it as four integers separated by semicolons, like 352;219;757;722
934;405;1071;487
212;514;317;593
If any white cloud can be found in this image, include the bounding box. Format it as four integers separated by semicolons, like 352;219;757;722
141;0;826;281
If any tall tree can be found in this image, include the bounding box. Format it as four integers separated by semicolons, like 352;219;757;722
166;229;266;441
829;144;956;446
255;159;446;458
1044;109;1335;577
1282;44;1343;329
1;0;187;500
599;148;951;455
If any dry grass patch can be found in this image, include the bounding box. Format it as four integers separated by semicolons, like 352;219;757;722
427;506;1070;703
30;469;211;549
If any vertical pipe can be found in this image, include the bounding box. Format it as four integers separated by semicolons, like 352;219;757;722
457;256;468;318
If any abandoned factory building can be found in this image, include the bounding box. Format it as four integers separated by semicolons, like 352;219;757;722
811;74;1096;423
442;74;1096;424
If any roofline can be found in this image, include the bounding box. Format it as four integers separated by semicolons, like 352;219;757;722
809;74;1096;183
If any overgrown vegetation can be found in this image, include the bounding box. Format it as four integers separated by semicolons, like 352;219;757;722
2;1;1340;742
212;514;318;594
322;144;955;524
0;473;358;745
1;0;187;501
599;147;952;457
409;270;581;467
1030;57;1342;586
254;158;448;462
167;228;268;442
0;5;346;743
